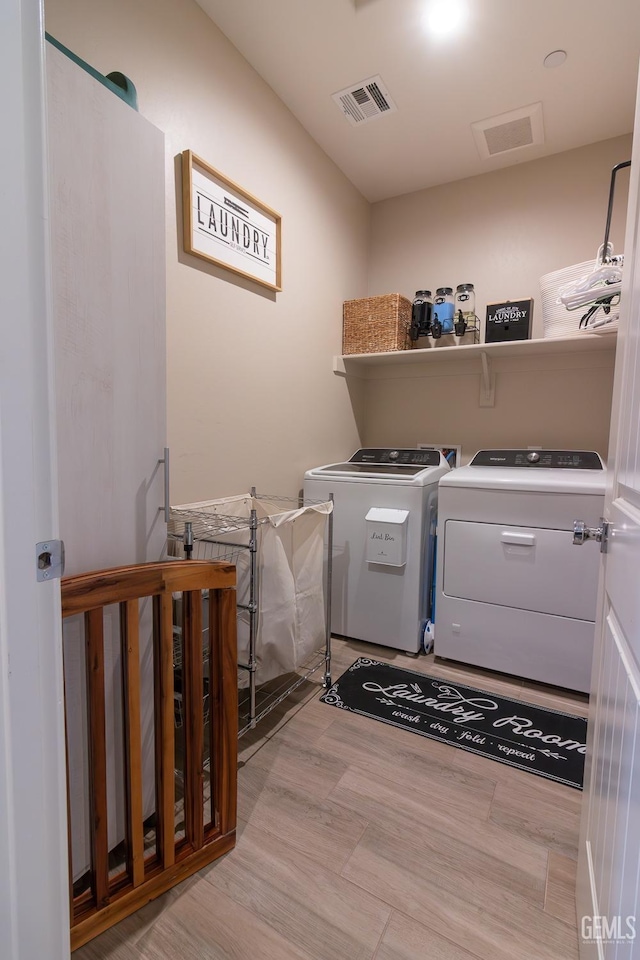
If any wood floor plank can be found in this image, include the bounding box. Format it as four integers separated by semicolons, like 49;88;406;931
375;911;480;960
332;767;546;903
342;825;579;960
237;750;275;823
203;821;391;960
273;691;340;747
236;735;349;828
136;879;317;960
443;737;582;797
238;727;271;765
317;709;498;823
544;851;579;926
239;736;349;800
71;922;144;960
519;683;589;718
238;771;369;873
237;680;323;763
489;777;582;859
71;876;201;959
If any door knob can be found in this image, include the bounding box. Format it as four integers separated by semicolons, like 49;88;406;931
572;518;610;553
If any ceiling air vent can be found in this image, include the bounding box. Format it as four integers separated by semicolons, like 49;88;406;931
471;103;544;159
332;75;398;126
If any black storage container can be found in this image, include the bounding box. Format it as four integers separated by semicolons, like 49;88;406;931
485;299;533;343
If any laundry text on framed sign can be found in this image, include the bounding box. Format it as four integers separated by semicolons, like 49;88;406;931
484;298;533;343
182;150;282;292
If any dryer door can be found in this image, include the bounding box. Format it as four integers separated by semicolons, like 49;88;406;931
443;520;599;620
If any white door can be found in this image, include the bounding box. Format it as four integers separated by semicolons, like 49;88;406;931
576;69;640;958
47;42;167;577
0;2;70;958
46;45;167;888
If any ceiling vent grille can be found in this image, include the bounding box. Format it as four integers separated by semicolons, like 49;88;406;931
332;75;397;126
471;103;544;159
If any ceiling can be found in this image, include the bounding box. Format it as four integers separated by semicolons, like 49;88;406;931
196;0;640;202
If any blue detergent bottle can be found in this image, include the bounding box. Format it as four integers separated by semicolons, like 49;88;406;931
432;287;455;338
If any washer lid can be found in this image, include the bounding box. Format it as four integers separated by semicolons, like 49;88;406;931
305;448;449;482
311;462;428;477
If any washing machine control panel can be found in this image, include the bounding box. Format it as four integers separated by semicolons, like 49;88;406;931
350;448;441;466
470;449;603;469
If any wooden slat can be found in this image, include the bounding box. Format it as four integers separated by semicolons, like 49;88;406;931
218;588;238;834
121;599;145;887
85;608;109;909
158;592;175;868
183;589;204;849
62;560;235;617
152;596;162;873
203;583;238;838
207;589;220;833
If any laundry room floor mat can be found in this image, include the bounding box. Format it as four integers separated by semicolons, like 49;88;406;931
320;658;587;789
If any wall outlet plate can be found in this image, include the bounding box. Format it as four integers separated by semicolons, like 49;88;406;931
418;443;461;468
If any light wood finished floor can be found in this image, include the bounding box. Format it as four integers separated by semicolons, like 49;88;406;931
74;638;588;960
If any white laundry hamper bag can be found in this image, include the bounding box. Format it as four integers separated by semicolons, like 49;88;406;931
171;495;332;686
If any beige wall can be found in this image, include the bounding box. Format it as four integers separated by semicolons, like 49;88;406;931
358;348;615;462
369;136;631;335
44;0;631;477
364;136;632;460
45;0;369;501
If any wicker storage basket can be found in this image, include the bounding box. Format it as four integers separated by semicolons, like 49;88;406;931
342;293;412;355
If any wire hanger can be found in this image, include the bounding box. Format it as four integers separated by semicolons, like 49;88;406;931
557;160;631;312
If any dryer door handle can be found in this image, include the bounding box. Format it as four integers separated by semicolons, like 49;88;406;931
501;531;536;546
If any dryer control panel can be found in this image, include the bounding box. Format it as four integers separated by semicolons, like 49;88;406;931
349;448;441;466
470;449;603;469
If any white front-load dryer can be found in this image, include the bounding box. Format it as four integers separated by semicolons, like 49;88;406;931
304;448;449;653
435;449;606;692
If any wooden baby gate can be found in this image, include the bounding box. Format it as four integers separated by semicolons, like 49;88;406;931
61;560;238;950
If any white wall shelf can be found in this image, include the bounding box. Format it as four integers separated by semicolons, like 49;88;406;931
333;330;617;377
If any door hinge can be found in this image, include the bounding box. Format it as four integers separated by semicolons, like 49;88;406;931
36;540;65;581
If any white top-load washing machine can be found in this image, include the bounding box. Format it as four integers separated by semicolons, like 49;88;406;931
304;449;450;654
435;449;606;692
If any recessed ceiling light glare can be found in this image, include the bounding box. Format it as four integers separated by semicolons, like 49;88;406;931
544;49;567;69
424;0;467;38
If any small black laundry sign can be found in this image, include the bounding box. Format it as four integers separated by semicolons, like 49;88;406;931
485;298;533;343
320;658;587;789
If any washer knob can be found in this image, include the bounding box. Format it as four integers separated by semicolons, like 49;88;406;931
527;451;540;463
389;450;399;460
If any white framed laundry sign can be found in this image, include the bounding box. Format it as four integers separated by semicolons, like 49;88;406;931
182;150;282;292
